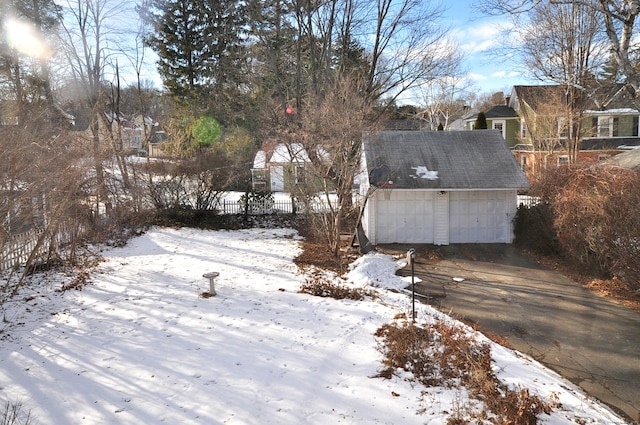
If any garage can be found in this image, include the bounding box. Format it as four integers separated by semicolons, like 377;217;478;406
359;131;529;245
449;190;515;243
372;190;435;244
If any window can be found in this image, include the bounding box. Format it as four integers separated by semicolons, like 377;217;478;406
613;117;619;136
492;120;506;138
251;169;268;191
634;116;639;137
520;154;527;170
598;154;610;161
598;116;611;137
557;155;569;166
295;165;305;184
521;120;528;139
557;118;568;138
591;117;598;137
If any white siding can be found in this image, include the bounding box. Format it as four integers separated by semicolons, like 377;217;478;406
434;191;450;245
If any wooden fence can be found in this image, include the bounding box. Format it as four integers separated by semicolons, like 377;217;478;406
0;225;83;272
517;195;541;208
0;198;339;272
0;228;48;272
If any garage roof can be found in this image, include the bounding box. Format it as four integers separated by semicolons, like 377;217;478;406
363;130;530;190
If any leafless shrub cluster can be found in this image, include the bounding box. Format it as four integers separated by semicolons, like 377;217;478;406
0;400;35;425
375;316;554;424
526;166;640;289
298;275;372;301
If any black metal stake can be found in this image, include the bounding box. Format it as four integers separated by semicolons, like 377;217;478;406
407;248;416;322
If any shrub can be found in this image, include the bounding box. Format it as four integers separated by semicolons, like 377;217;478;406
513;203;560;255
525;166;640;290
375;318;553;424
1;401;35;425
238;191;275;215
299;275;371;300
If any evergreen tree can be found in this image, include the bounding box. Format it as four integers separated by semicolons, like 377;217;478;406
0;0;61;127
139;0;248;117
474;111;488;130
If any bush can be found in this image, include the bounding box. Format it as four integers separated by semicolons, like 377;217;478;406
513;203;560;255
1;401;35;425
238;191;275;215
375;318;554;424
299;275;371;300
524;166;640;289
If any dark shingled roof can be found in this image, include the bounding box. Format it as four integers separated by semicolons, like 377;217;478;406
604;148;640;170
581;138;640;150
484;104;518;118
363;130;530;190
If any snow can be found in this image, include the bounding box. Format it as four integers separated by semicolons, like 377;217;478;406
410;166;439;180
0;227;627;424
584;108;639;115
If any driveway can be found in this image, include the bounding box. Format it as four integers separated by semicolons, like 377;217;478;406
378;244;640;423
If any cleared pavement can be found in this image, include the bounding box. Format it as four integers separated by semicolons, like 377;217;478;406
380;244;640;423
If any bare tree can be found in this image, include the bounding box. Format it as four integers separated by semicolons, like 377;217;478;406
247;0;460;256
478;0;640;98
517;86;572;175
57;0;133;218
288;78;379;257
417;73;471;130
518;0;606;163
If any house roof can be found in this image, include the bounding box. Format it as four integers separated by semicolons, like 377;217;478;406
270;143;310;163
252;142;331;169
581;138;640;150
512;83;639;113
464;105;518;122
604;148;640;170
512;85;567;112
484;104;518;119
362;130;530;190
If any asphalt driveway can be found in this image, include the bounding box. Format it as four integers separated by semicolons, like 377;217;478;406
379;244;640;423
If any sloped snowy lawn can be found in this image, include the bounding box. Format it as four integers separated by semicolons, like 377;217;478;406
0;227;627;424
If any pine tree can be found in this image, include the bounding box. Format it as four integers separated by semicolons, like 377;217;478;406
139;0;247;115
474;111;488;130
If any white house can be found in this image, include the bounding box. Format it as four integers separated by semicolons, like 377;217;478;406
251;143;329;192
359;130;530;245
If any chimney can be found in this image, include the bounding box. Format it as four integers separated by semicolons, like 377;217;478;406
505;96;511;106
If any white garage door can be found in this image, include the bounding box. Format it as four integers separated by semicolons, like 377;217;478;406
449;191;512;243
375;190;435;243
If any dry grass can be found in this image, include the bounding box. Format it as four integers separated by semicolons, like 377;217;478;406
299;273;373;300
375;315;556;424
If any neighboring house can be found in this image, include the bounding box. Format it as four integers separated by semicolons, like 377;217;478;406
359;130;529;245
447;107;477;131
251;143;326;192
464;103;520;146
508;85;640;178
104;112;160;155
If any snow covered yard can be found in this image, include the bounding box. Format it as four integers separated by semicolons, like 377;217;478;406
0;227;627;424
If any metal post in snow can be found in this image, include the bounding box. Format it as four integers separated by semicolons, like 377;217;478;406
407;248;416;322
